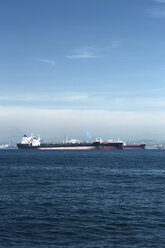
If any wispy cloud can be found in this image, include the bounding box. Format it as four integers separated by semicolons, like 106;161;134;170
0;92;89;103
146;0;165;17
66;46;101;59
154;0;165;3
1;88;165;111
147;8;165;17
66;95;89;101
66;42;120;59
108;41;121;49
33;57;56;65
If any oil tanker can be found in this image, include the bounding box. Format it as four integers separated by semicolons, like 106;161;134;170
17;135;123;150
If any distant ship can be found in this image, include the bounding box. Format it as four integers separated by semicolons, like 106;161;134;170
123;143;146;149
17;135;123;150
0;144;10;149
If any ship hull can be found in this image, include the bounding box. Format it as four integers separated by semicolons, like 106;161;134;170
98;146;122;150
17;143;39;149
38;146;96;150
17;143;98;150
17;140;123;150
98;142;123;150
123;144;145;150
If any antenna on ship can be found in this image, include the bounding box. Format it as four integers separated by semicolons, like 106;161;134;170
63;135;69;143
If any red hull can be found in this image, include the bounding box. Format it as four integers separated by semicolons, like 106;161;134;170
38;146;96;150
98;142;123;150
123;144;145;150
98;146;122;150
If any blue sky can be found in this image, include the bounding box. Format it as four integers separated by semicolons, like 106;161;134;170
1;0;165;141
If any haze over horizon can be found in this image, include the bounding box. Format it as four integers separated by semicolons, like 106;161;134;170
1;0;165;141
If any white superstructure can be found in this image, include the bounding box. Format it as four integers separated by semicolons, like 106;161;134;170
21;135;40;146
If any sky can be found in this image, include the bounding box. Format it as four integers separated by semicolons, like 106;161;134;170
1;0;165;142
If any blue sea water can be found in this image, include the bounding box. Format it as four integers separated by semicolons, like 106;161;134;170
0;149;165;247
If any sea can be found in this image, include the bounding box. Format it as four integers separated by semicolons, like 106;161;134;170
0;149;165;248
